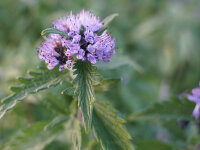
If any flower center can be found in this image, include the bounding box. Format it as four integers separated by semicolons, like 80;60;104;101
54;43;68;65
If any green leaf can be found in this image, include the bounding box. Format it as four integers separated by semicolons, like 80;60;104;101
44;115;69;131
92;100;134;150
134;139;174;150
43;140;70;150
0;121;63;150
64;119;82;150
129;98;195;121
41;28;69;39
73;60;96;132
61;87;76;97
72;120;82;150
0;66;68;119
43;92;70;115
98;13;118;34
101;13;118;28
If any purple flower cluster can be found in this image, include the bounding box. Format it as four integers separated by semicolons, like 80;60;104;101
37;10;116;71
187;83;200;120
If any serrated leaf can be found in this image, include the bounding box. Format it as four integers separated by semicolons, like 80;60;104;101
73;60;96;132
98;13;118;34
129;98;195;121
41;28;69;39
0;67;68;119
92;100;134;150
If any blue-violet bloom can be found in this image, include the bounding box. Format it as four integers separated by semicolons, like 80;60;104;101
37;10;116;71
187;83;200;120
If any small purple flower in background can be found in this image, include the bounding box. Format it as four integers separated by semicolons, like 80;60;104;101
187;83;200;120
37;10;116;71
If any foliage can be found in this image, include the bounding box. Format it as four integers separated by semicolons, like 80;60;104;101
73;60;96;132
97;13;118;34
0;66;68;119
0;121;61;150
129;98;195;121
134;139;174;150
41;28;69;38
93;100;134;150
1;0;200;150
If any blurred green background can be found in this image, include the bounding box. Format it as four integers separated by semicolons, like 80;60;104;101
0;0;200;149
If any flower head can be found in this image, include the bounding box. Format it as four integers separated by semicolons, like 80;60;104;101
187;83;200;120
37;10;116;71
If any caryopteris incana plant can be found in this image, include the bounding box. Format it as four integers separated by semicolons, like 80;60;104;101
0;10;134;150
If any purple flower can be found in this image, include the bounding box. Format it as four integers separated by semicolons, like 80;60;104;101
66;60;72;69
87;53;96;64
38;10;116;71
187;83;200;120
84;29;97;44
72;34;81;43
53;17;69;33
78;10;102;32
59;65;66;71
77;49;85;60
